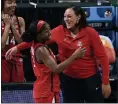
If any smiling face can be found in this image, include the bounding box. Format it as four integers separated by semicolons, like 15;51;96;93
64;8;81;29
3;0;16;16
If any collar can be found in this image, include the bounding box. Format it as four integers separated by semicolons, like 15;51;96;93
64;28;85;40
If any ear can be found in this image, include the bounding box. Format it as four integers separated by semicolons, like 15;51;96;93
76;15;81;23
78;15;81;19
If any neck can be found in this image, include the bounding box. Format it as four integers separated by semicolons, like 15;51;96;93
38;39;46;44
69;27;79;35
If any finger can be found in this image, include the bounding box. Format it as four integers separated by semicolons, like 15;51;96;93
7;51;13;60
104;92;109;98
105;90;111;98
80;48;86;53
9;50;14;60
5;50;10;59
9;55;13;60
102;89;109;98
5;49;12;58
102;89;105;98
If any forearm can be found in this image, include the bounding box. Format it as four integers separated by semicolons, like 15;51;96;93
99;55;110;84
11;25;22;43
53;56;75;73
1;25;10;49
16;42;32;52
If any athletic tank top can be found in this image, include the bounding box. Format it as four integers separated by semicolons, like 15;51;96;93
31;42;60;98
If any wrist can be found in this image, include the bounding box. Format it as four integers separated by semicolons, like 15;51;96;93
102;76;110;85
10;24;15;28
69;55;75;61
5;24;10;27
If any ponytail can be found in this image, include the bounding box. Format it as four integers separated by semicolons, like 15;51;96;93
21;21;38;42
21;31;35;42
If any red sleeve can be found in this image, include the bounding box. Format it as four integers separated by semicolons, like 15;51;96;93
45;26;63;45
50;25;63;42
45;39;55;45
87;27;110;84
16;42;32;51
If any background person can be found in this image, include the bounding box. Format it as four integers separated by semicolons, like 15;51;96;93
1;0;25;82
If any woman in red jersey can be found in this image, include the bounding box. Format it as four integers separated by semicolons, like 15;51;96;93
5;6;111;103
6;20;86;103
1;0;25;82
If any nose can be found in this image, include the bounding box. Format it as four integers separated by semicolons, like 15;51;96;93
64;16;68;21
12;3;17;7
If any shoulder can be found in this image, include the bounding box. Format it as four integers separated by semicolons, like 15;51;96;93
36;46;49;57
84;26;97;32
51;25;64;40
51;25;64;33
84;26;99;37
18;17;25;26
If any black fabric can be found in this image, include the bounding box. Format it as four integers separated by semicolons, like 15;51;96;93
59;72;104;103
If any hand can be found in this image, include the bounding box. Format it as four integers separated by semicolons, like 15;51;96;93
5;46;18;60
102;84;111;98
72;47;86;59
10;16;15;26
2;14;11;25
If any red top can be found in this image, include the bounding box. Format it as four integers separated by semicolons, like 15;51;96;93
51;25;110;84
30;42;60;98
1;19;21;58
17;25;110;84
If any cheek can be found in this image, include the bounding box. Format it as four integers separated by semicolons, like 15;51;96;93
6;4;12;8
37;34;41;40
71;19;77;26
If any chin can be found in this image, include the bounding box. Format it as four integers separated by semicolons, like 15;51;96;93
45;37;50;41
66;26;71;29
67;25;74;29
9;12;15;16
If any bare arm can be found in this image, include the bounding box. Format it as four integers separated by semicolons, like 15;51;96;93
36;47;85;73
10;17;25;43
1;14;11;50
2;25;10;50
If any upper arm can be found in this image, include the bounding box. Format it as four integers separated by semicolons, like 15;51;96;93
51;25;63;41
88;27;106;57
18;17;25;35
36;47;57;70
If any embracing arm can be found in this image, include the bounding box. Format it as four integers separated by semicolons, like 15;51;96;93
36;47;85;73
16;42;32;51
5;42;32;60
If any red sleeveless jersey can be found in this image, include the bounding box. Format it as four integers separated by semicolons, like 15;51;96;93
30;42;60;98
1;17;21;57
